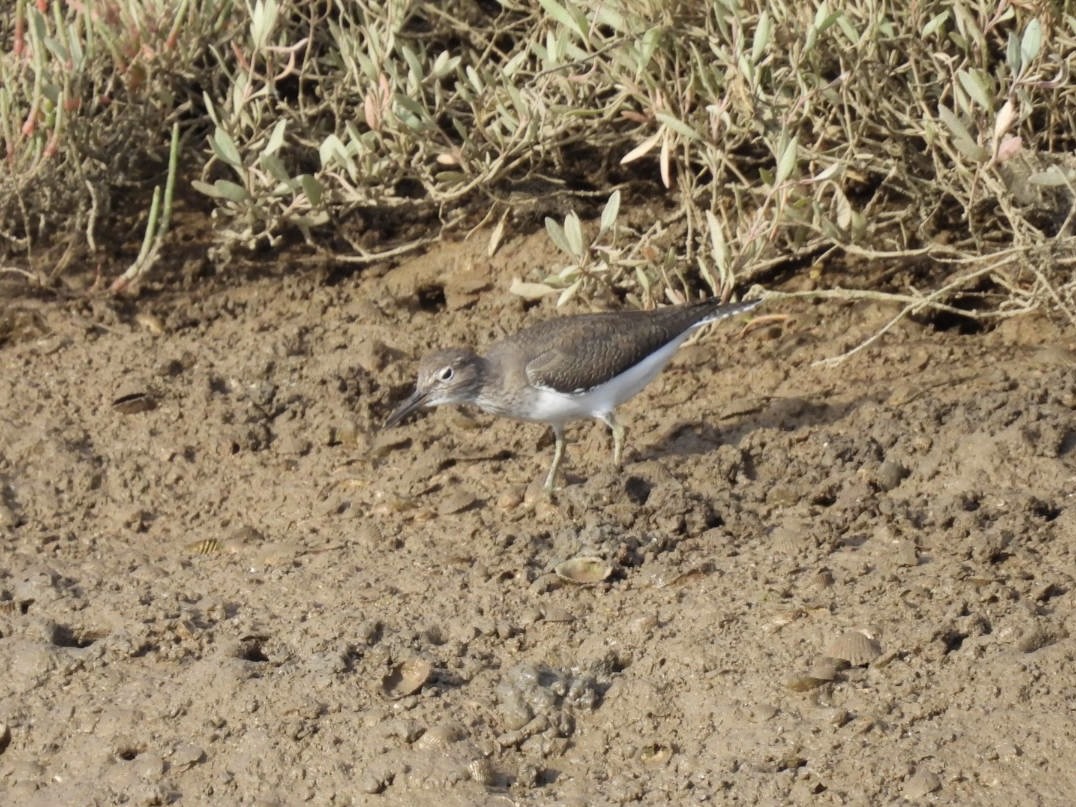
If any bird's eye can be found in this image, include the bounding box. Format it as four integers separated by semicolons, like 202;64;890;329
438;366;454;382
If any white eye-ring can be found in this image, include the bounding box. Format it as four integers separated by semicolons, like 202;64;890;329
438;366;454;382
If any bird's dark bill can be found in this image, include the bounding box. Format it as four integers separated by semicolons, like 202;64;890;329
384;389;430;428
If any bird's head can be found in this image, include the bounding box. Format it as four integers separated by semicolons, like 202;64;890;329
384;348;486;428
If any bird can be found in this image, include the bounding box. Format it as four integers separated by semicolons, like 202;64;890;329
384;296;762;490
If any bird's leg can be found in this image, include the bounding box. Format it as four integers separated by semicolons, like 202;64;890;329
597;412;625;467
544;423;567;491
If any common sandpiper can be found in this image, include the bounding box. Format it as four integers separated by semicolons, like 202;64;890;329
385;297;762;490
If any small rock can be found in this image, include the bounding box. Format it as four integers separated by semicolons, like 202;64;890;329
354;340;398;374
806;656;843;681
1016;624;1067;653
171;742;205;771
328;420;361;447
784;674;827;692
903;767;941;799
437;491;480;516
0;502;17;528
628;614;658;636
135;750;166;780
873;460;908;491
820;708;850;727
515;762;540;789
496;487;525;511
894;539;919;567
277;434;312;456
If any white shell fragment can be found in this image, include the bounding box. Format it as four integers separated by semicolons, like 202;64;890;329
824;629;882;667
380;658;432;700
553;557;613;585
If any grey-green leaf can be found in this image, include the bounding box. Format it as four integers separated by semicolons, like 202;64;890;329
752;12;771;63
1020;19;1042;67
776;136;798;184
1027;166;1070;187
599;190;621;235
957;69;993;111
563;211;585;258
545;217;572;255
299;175;322;206
937;105;988;161
264;119;287;157
211;129;243;169
192;179;250;203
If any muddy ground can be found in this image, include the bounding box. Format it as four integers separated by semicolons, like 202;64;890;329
1;227;1074;806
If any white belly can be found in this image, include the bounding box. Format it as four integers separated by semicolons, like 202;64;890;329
494;332;693;424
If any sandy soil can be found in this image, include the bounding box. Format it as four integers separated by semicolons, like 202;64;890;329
1;228;1074;806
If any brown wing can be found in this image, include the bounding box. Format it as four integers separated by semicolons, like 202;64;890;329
505;299;756;394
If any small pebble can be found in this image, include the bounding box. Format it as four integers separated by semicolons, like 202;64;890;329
873;460;908;491
171;742;205;771
438;491;479;516
628;614;658;635
903;767;941;800
497;487;525;511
